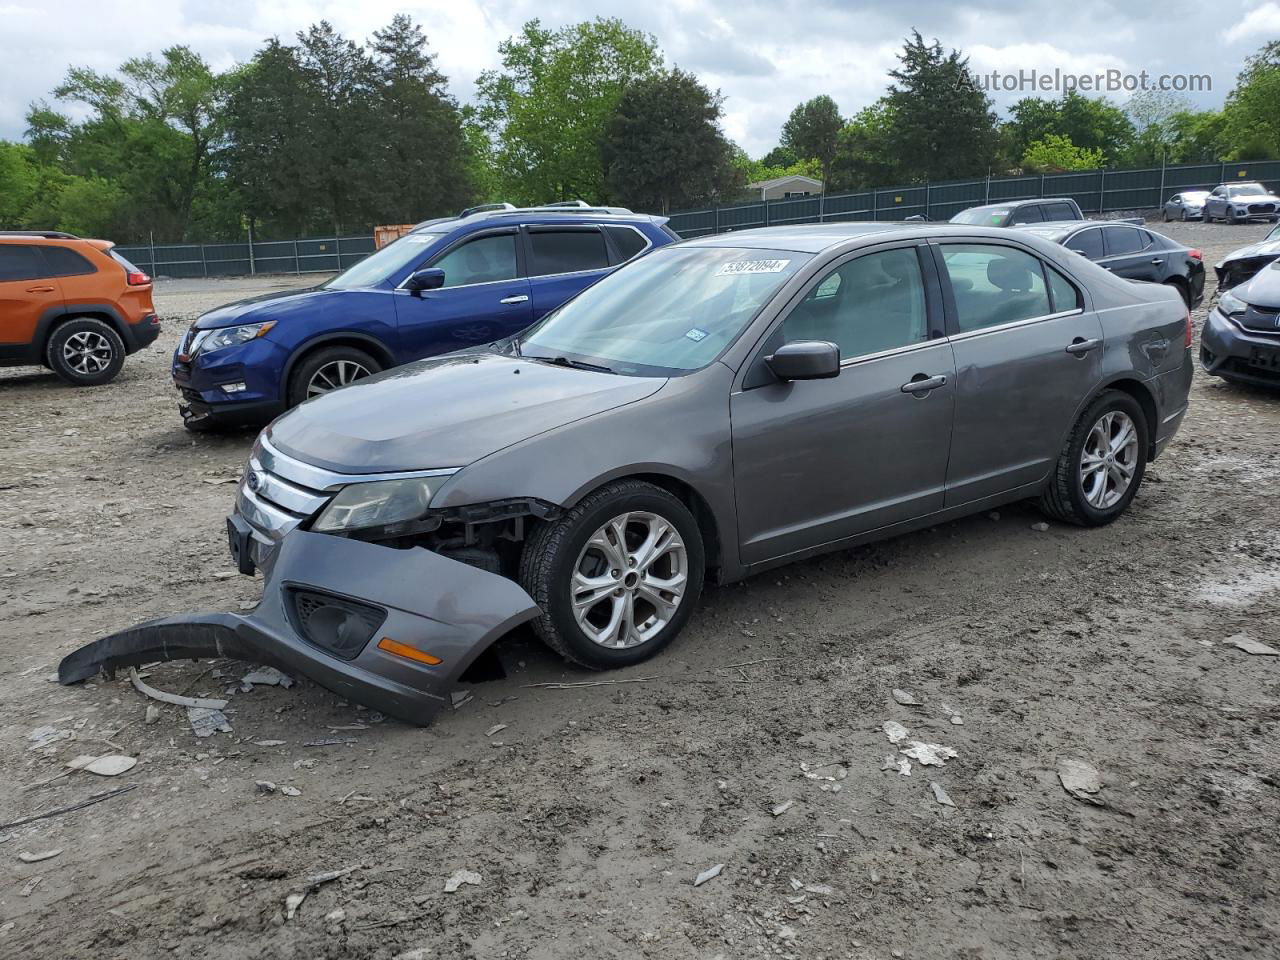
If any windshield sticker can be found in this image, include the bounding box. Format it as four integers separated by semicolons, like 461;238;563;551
716;259;791;276
685;327;709;342
404;234;436;243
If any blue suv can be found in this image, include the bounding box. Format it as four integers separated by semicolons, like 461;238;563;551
173;203;678;429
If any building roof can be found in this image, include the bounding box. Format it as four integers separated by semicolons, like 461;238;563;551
745;174;825;190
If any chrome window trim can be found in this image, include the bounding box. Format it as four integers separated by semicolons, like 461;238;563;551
525;224;613;279
601;223;655;264
258;435;458;492
946;307;1086;343
392;228;521;292
837;335;948;368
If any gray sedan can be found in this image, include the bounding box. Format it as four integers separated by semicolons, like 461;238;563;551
61;223;1194;723
1162;190;1210;221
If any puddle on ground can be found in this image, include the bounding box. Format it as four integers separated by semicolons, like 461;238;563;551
1197;563;1280;607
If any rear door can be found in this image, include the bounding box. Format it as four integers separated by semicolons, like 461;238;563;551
1098;225;1162;282
936;240;1104;505
392;228;533;359
1008;204;1045;225
0;244;63;353
522;225;614;320
730;242;955;564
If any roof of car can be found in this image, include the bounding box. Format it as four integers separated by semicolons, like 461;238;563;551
682;222;1050;254
410;203;664;235
0;231;113;248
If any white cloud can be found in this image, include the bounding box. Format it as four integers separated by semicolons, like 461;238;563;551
1222;1;1280;44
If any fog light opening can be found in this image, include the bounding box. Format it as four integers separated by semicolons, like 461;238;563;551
220;381;248;394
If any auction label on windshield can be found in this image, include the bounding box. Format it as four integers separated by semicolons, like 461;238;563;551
716;259;791;276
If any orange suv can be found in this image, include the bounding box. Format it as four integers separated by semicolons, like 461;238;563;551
0;231;160;385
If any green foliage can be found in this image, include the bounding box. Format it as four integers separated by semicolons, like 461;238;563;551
602;69;741;212
730;149;822;193
475;18;663;204
1003;91;1134;168
1223;41;1280;160
883;32;998;181
1021;134;1104;172
0;142;39;225
780;95;843;181
828;101;898;190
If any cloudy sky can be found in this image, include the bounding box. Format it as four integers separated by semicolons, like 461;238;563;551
2;0;1277;155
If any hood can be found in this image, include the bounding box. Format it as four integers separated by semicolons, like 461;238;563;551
1235;261;1280;310
267;351;666;473
1225;193;1280;203
194;286;338;329
1220;236;1280;266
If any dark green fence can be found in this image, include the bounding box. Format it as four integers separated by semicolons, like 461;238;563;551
667;160;1280;238
113;235;376;279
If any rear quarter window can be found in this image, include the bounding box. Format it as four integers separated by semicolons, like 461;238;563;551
604;225;650;262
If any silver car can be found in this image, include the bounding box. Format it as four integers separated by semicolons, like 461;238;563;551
62;223;1194;723
1203;182;1280;224
1162;190;1210;221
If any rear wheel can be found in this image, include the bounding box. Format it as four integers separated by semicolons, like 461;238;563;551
518;480;705;670
286;345;381;407
1039;390;1148;527
46;318;125;386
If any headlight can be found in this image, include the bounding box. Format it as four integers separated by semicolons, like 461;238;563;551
313;476;453;533
1218;290;1248;318
192;321;276;357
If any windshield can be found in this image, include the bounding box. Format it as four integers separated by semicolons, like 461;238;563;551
951;207;1009;225
516;245;810;376
1228;183;1268;198
325;232;443;290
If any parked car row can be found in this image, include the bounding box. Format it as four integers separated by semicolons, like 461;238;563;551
62;218;1195;724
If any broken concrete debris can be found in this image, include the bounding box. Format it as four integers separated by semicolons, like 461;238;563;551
1226;634;1280;656
1058;758;1104;805
693;863;724;887
18;849;62;864
444;868;482;893
188;706;232;738
891;688;924;707
930;781;956;807
770;800;795;817
883;720;910;744
900;741;958;767
882;755;912;776
240;666;295;690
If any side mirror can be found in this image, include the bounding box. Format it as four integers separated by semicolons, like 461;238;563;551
405;268;445;294
766;341;840;381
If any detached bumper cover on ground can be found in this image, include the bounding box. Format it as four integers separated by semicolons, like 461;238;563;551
58;530;540;725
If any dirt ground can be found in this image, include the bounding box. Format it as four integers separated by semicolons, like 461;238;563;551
2;219;1278;960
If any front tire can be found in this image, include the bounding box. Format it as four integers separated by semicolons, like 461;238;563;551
46;318;125;386
518;480;705;670
1039;390;1148;527
286;345;381;407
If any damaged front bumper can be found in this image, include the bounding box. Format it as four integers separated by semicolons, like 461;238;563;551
59;529;540;725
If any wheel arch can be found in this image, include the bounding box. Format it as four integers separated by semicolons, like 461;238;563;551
38;304;129;353
281;332;396;389
1095;376;1159;458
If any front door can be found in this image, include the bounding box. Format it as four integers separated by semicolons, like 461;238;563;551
393;229;532;360
730;243;956;566
1098;225;1163;282
935;241;1105;505
0;244;63;351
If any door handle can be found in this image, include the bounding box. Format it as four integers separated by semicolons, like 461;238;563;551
1065;337;1102;355
1150;258;1164;265
900;373;947;395
25;285;55;293
499;294;529;305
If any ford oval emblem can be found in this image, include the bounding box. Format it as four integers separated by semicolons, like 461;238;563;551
246;471;261;492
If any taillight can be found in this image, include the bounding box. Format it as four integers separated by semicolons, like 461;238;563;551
1187;249;1203;261
127;271;150;286
1184;307;1193;348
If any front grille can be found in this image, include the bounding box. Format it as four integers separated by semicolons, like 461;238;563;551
1248;203;1277;215
1223;357;1280;381
1237;306;1280;334
287;588;386;659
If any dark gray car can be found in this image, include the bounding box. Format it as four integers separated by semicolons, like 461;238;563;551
1201;260;1280;387
62;223;1193;723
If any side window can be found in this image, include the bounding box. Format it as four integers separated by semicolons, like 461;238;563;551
41;245;96;277
1212;186;1225;198
431;234;518;288
940;244;1052;333
1046;265;1082;313
1009;205;1044;224
1066;228;1104;260
1170;195;1181;204
1045;202;1076;221
1104;226;1143;256
528;228;609;276
0;244;47;282
604;225;649;263
781;247;928;360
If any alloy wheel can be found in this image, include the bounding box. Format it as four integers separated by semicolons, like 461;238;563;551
571;511;688;649
62;330;114;375
1079;410;1139;509
307;359;371;397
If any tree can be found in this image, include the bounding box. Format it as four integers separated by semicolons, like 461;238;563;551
1002;91;1133;168
884;32;997;182
1123;90;1191;165
368;14;471;222
729;148;821;197
780;95;842;184
1166;110;1229;163
1222;41;1280;159
0;142;39;226
828;101;898;189
1021;134;1103;172
602;69;740;212
475;18;662;203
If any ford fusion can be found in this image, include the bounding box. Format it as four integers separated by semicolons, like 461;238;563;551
62;223;1193;723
